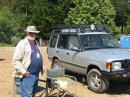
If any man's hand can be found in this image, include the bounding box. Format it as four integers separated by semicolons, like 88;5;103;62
23;71;30;77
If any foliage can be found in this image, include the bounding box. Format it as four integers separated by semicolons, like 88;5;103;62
125;25;130;34
110;0;130;34
111;0;127;27
1;0;130;45
65;0;116;30
0;6;16;44
126;3;130;25
30;0;73;40
10;0;73;40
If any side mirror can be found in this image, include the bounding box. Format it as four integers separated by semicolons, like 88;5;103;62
71;47;81;52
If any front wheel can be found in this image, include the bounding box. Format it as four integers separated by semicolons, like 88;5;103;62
87;69;109;93
51;59;61;69
126;79;130;84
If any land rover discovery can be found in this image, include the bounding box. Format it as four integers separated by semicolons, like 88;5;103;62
47;24;130;93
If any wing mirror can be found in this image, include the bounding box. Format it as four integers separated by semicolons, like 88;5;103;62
71;47;81;52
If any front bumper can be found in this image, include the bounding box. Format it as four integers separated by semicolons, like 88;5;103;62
102;71;130;79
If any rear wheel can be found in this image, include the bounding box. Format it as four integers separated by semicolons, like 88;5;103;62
87;69;109;93
51;59;61;69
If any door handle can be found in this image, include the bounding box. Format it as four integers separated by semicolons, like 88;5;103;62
56;51;59;53
66;52;69;55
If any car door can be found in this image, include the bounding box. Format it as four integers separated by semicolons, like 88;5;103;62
56;35;69;67
64;35;86;74
48;35;58;61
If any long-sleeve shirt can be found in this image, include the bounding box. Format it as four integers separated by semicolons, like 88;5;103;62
12;38;43;78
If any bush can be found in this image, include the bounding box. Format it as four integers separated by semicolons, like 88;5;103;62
125;25;130;35
11;36;21;46
0;6;15;44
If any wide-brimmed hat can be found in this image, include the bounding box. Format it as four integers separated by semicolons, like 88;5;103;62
25;26;39;33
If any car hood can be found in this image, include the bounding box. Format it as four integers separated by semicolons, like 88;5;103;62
84;48;130;62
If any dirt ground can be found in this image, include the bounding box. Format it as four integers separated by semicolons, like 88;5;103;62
0;47;130;97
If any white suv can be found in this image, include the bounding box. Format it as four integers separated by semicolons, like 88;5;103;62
47;25;130;93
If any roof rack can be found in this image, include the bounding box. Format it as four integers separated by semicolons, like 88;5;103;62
53;24;109;34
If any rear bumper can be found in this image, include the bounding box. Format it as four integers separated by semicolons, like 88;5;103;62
102;71;130;79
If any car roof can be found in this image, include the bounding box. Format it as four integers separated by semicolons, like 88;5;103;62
52;31;109;36
52;24;110;35
78;32;109;35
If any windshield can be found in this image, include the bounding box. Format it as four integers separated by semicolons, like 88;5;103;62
80;34;119;50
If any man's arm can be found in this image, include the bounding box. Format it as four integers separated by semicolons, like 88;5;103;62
12;41;26;75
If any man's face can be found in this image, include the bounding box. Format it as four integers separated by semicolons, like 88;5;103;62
27;32;36;41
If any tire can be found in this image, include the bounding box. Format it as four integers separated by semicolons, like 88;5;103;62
126;79;130;84
87;69;109;93
51;59;61;69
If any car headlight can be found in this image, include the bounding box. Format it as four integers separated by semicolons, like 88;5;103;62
112;62;122;71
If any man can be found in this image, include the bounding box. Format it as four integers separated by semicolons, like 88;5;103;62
12;25;44;97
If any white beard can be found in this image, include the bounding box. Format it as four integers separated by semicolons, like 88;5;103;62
26;36;35;41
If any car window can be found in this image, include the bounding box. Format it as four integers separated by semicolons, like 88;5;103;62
68;35;80;50
49;36;58;48
80;34;118;50
102;35;117;47
57;35;68;49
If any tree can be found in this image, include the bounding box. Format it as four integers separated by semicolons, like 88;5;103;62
0;6;16;44
65;0;116;30
0;1;34;45
110;0;128;34
10;0;73;40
